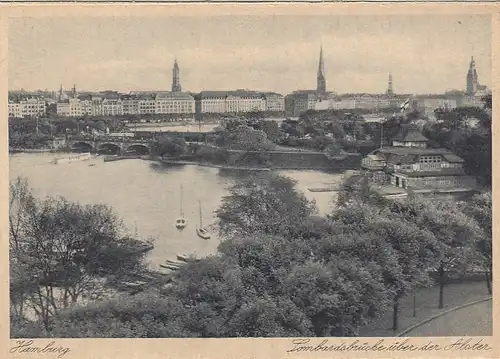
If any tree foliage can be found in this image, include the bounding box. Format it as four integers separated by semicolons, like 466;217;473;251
12;167;492;338
9;178;153;334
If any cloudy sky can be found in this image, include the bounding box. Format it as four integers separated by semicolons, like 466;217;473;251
9;15;491;94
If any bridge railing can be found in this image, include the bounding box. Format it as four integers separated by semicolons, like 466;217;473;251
69;136;152;143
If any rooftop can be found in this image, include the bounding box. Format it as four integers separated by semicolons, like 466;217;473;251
392;124;429;143
156;91;194;100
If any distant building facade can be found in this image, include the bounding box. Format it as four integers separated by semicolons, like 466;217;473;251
263;92;285;112
194;90;271;115
9;98;47;118
155;91;195;114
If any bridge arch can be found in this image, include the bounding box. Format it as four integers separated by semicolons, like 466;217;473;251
98;143;122;155
72;141;93;153
125;144;150;155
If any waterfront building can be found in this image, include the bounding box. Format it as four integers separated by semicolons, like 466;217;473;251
195;91;228;114
91;96;103;116
138;94;156;115
226;90;266;113
263;92;285;112
56;100;70;116
285;90;321;117
102;98;124;116
9;98;47;118
121;94;140;115
361;124;476;191
194;90;268;114
77;95;93;116
412;95;457;116
155;91;195;114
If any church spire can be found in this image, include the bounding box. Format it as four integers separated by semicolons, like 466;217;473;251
316;46;326;93
172;58;181;93
387;72;394;96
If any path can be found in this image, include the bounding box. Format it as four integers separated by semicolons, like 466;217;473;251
359;280;491;337
404;299;492;336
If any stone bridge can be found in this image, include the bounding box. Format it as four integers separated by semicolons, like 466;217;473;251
68;136;153;155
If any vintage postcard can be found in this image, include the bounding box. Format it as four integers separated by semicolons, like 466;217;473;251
1;3;498;359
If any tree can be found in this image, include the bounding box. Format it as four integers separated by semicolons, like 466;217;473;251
9;178;153;334
328;201;440;330
152;136;186;158
481;94;492;110
216;173;317;238
336;173;387;207
284;258;390;336
462;191;492;294
391;198;483;309
422;106;492;186
255;120;281;143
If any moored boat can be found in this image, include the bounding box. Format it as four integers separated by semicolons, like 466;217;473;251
196;200;211;240
160;264;180;270
175;184;188;229
51;152;92;164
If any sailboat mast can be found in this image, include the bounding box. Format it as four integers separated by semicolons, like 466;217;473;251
199;200;203;228
180;185;184;217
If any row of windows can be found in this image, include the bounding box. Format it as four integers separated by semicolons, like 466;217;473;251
419;155;442;163
415;178;460;186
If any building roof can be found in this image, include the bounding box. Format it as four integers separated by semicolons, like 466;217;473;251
397;168;466;177
392;124;429;143
197;91;229;99
377;147;455;156
120;94;138;100
262;92;284;98
367;154;385;161
227;90;263;99
442;153;466;163
371;146;465;165
77;94;92;101
156;91;194;100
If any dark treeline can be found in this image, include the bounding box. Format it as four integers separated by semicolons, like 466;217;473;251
10;170;492;338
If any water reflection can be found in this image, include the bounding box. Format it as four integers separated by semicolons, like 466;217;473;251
10;153;344;270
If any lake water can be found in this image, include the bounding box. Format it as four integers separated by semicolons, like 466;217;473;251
9;153;344;270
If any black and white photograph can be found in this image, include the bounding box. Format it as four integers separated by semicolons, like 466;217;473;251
7;10;493;341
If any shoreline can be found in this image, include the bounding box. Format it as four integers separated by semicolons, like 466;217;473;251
158;158;349;172
159;159;272;171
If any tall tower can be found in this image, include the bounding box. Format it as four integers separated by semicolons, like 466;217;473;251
59;85;63;101
466;56;478;96
72;84;76;98
387;73;394;96
172;58;182;93
316;46;326;93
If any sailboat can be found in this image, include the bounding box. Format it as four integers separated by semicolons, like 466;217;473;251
196;200;211;240
175;185;187;229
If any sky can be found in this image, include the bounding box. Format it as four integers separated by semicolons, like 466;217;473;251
8;15;491;95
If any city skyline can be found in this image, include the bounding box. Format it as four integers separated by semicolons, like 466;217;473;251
9;15;491;95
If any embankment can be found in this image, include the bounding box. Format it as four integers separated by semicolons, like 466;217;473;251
224;150;361;170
